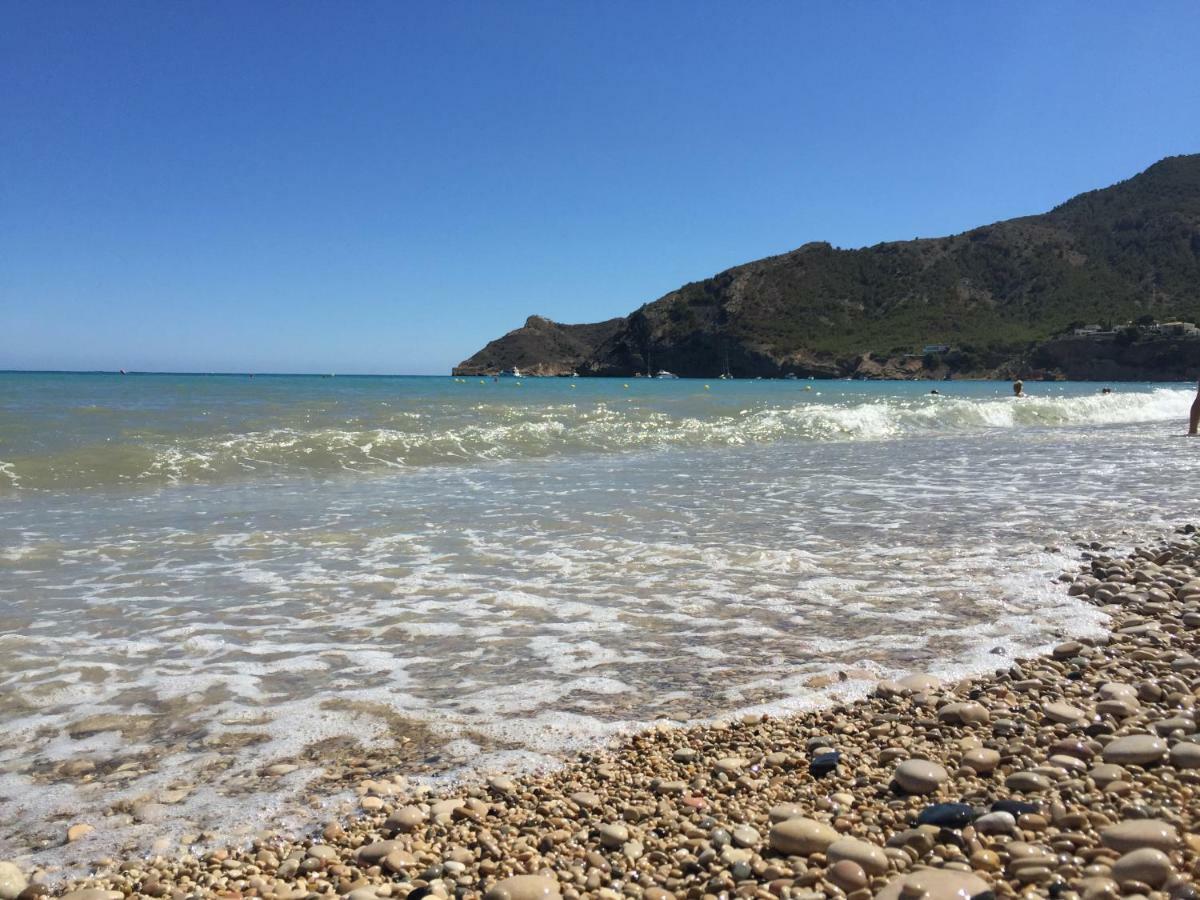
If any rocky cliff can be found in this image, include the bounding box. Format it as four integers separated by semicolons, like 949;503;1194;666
455;154;1200;379
1026;335;1200;381
453;316;624;376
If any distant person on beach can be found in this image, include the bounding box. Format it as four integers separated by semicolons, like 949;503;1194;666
1012;380;1025;398
1190;379;1200;435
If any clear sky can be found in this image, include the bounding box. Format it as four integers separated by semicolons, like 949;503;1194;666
3;2;1199;374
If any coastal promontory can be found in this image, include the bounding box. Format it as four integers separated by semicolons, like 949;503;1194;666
454;155;1200;380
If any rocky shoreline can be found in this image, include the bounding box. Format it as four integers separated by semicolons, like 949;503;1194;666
7;527;1200;900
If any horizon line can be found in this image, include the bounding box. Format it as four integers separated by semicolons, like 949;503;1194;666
0;368;447;378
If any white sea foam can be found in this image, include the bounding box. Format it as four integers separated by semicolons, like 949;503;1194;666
2;384;1192;491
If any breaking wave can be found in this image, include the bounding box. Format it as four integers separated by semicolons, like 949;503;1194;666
1;387;1190;492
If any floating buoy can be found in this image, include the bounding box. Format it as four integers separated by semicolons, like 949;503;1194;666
623;384;629;388
805;385;813;391
704;385;710;390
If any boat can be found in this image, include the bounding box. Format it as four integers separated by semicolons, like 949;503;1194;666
654;370;679;379
498;367;522;378
784;373;798;380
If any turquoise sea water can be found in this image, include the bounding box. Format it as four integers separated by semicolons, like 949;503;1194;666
2;372;1195;492
1;372;1198;868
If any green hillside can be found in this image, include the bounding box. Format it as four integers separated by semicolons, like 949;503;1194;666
456;155;1200;378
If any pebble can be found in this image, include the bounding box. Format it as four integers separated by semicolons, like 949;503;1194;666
1046;754;1086;777
1102;734;1168;765
1005;771;1053;793
1100;819;1179;852
488;776;517;794
974;811;1017;835
1077;876;1120;899
768;802;807;822
713;756;748;773
1053;641;1084;659
66;823;95;842
598;823;629;848
1099;682;1138;700
430;798;463;819
1170;741;1200;768
897;673;940;693
385;805;426;833
825;836;887;875
357;840;403;864
937;701;990;725
873;868;992;900
484;875;562;900
0;863;26;900
970;849;1000;872
809;750;839;777
1111;848;1174;888
990;799;1039;816
960;747;1000;773
768;817;839;855
730;825;760;847
894;759;948;794
1153;715;1195;735
1042;700;1086;723
916;803;975;829
1096;697;1138;718
1089;763;1128;788
828;858;867;892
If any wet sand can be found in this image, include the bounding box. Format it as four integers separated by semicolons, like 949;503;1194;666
9;525;1200;900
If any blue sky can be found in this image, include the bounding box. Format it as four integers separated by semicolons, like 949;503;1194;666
3;2;1199;374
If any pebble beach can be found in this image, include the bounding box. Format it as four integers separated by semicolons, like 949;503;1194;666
6;524;1200;900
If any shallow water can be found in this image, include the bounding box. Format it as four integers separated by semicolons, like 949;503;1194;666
1;373;1198;868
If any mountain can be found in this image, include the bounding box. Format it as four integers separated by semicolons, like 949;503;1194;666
453;155;1200;379
453;316;624;376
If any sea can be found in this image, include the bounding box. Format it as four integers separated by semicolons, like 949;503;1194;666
1;371;1198;870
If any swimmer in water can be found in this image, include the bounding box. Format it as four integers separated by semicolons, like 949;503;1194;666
1012;380;1025;398
1101;387;1112;394
1189;379;1200;436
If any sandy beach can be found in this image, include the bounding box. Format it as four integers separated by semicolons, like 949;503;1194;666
5;524;1195;900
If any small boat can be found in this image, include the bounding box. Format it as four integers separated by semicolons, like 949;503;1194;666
784;373;798;380
498;367;522;378
655;370;679;379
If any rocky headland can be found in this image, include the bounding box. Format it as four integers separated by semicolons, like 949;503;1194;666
13;526;1200;900
455;155;1200;381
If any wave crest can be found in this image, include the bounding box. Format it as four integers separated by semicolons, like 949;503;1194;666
2;387;1190;491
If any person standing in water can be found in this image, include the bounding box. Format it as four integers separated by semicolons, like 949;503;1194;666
1012;380;1025;398
1189;378;1200;435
